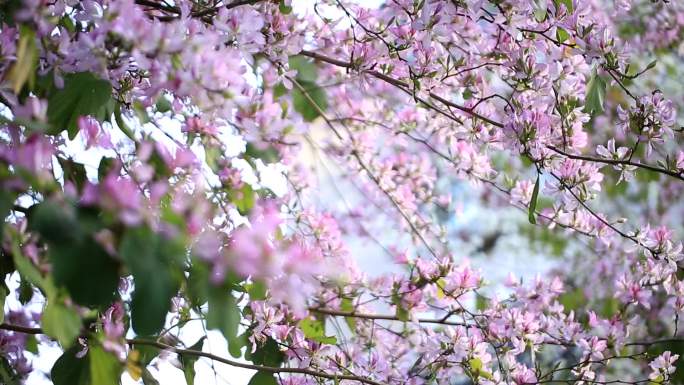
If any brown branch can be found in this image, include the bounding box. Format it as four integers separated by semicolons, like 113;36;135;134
0;323;388;385
547;145;684;182
309;307;476;327
127;339;389;385
298;50;505;128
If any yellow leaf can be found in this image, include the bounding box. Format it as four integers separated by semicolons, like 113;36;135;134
126;350;143;381
8;25;38;94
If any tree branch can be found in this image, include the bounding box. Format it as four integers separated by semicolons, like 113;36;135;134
298;50;505;128
0;323;388;385
547;145;684;182
308;307;476;327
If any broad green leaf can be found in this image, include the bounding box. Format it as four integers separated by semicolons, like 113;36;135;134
246;280;267;300
155;95;172;113
340;297;356;331
528;175;540;224
89;346;122;385
553;0;573;12
0;283;7;324
292;80;328;121
0;356;20;385
120;226;179;336
132;100;150;124
558;287;586;312
288;56;328;121
57;157;88;191
475;294;488;312
246;338;284;367
97;157;116;182
47;72;113;139
556;27;571;44
51;345;91;385
391;291;410;322
0;0;22;24
233;184;255;216
533;0;547;22
141;368;161;385
245;143;279;164
228;333;247;359
49;240;119;307
8;25;37;94
288;56;318;83
25;335;38;354
30;202;119;307
114;104;136;141
468;357;493;380
0;189;14;243
278;0;292;15
179;337;205;385
248;371;278;385
396;306;410;322
187;262;209;308
298;318;337;344
207;287;240;347
584;68;607;116
42;300;81;348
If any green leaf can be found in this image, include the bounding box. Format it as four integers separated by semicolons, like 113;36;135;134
50;240;119;307
97;157;116;182
57;157;88;191
584;68;607;116
0;0;22;25
42;300;81;348
228;333;246;359
298;318;337;344
0;283;7;324
246;280;267;301
278;0;293;15
340;297;357;331
288;56;328;121
25;335;38;354
558;287;586;312
29;202;119;307
132;100;150;124
120;226;180;336
533;0;547;22
10;238;50;292
155;95;172;113
187;262;209;308
114;104;136;141
292;80;328;121
248;371;278;385
0;356;20;385
245;143;279;164
557;0;573;12
7;25;37;94
289;56;318;83
141;368;161;385
233;184;255;216
207;287;240;347
179;337;205;385
396;306;410;322
246;338;284;367
528;175;540;225
47;72;113;139
51;345;91;385
89;346;122;385
556;27;571;44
